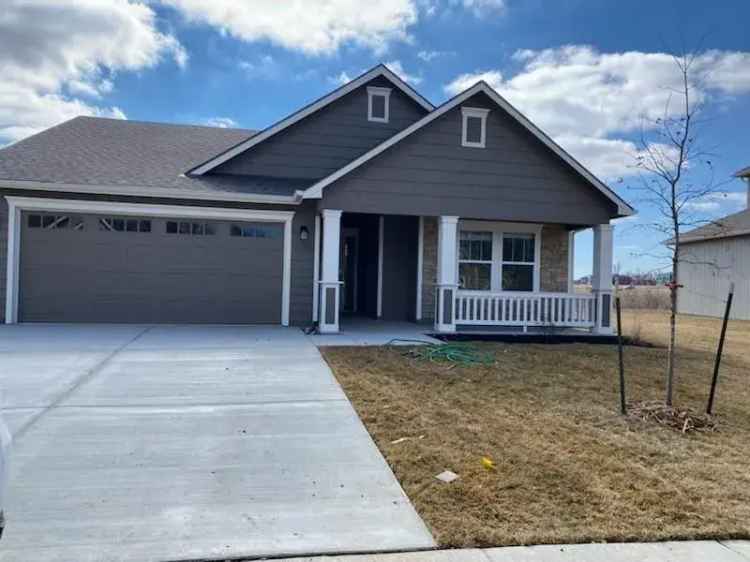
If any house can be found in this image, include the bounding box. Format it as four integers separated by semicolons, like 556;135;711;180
677;167;750;320
0;64;633;334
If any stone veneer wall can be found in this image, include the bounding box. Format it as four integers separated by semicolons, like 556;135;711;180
539;224;569;292
420;217;438;321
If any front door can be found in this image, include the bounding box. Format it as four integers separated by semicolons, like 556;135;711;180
340;228;359;313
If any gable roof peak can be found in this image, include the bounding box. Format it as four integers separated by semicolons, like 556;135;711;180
188;62;433;176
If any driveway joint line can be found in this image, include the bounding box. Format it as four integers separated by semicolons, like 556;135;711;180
12;326;153;440
27;398;350;410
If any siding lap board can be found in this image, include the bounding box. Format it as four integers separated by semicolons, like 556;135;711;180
213;76;427;180
321;92;617;225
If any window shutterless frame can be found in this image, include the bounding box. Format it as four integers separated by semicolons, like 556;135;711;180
367;86;391;123
457;220;542;293
461;106;490;148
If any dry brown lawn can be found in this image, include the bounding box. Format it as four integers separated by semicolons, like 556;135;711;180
321;310;750;547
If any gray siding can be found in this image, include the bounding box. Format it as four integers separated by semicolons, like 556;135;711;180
0;191;316;326
321;91;618;225
213;77;427;180
289;200;316;326
677;237;750;320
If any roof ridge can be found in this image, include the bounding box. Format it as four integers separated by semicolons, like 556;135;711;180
75;115;256;134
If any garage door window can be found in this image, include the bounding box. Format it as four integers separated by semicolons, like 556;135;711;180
28;214;84;231
99;217;151;233
230;224;281;239
166;221;217;236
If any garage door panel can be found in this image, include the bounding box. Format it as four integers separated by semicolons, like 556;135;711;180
19;211;285;324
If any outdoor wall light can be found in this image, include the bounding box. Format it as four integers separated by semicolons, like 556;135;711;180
299;225;309;240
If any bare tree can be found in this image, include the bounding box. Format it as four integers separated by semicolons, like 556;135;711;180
630;51;727;406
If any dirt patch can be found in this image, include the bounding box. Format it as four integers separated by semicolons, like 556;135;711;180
321;314;750;547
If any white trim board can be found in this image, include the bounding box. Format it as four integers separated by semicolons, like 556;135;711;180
0;179;302;205
189;64;434;176
302;81;634;217
4;196;295;326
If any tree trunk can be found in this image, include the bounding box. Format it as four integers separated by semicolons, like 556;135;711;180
665;285;677;406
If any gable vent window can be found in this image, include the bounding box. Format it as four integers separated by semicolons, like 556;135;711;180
367;86;391;123
461;107;490;148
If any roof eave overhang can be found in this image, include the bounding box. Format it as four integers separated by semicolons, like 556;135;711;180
0;179;303;205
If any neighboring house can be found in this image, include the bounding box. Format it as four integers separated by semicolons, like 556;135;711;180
677;167;750;320
0;64;633;334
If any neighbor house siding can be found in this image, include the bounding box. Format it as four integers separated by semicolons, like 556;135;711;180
0;191;315;326
0;197;8;322
540;225;569;293
213;76;427;180
678;237;750;320
320;91;617;225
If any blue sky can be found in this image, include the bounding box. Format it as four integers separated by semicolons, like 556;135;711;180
3;0;750;277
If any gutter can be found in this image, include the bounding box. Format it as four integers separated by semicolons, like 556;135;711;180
0;179;303;206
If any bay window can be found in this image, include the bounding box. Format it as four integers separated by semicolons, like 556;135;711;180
458;224;540;292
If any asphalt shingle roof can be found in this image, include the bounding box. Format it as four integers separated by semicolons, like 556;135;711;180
681;208;750;244
0;116;309;198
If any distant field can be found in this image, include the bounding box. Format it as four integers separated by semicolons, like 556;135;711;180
576;284;671;310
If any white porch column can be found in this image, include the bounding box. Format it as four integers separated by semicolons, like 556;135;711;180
434;216;459;333
318;209;342;334
592;223;614;335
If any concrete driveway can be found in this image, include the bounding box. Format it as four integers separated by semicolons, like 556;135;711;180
0;325;434;562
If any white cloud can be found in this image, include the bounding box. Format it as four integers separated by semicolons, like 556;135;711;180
417;49;453;62
239;55;280;79
384;60;422;85
443;46;750;179
0;0;185;144
160;0;419;55
328;71;354;86
683;191;747;212
202;117;238;128
452;0;505;17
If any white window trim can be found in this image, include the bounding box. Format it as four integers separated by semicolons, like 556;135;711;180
368;86;391;123
458;220;542;293
4;196;295;326
461;107;490;148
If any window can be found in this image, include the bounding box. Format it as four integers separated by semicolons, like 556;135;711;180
501;233;535;292
99;217;150;232
27;214;84;230
458;225;539;292
367;86;391;123
459;231;492;290
230;224;281;239
166;221;216;235
461;107;490;148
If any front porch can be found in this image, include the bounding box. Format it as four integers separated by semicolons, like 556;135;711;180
313;210;615;337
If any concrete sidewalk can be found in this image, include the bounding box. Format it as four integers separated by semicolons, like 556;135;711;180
275;540;750;562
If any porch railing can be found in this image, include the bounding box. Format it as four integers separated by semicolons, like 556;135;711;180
454;291;596;329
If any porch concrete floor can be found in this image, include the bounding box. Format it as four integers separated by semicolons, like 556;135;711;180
308;318;441;347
